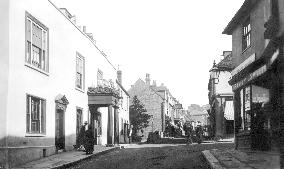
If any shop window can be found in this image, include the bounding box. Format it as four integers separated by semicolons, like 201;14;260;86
26;94;46;134
244;86;251;130
238;85;270;132
25;12;49;73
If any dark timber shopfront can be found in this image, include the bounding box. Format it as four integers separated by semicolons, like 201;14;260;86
230;38;284;151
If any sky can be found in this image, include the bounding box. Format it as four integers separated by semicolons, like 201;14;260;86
52;0;244;108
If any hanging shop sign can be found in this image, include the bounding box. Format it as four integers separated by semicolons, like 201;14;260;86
231;53;255;77
232;65;267;91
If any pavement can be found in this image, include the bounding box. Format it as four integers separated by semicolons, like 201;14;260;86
202;148;281;169
14;145;120;169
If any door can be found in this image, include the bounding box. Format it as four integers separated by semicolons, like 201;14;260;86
92;113;102;145
55;108;65;150
76;108;83;147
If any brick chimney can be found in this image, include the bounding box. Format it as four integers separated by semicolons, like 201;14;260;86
117;70;122;85
145;73;150;85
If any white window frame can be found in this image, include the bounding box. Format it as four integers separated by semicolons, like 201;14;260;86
26;94;46;136
242;17;251;51
25;12;49;74
75;52;85;92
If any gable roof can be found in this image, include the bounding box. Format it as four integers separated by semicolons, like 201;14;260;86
222;0;259;35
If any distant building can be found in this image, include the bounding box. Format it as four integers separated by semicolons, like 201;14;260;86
208;51;234;139
187;104;209;130
223;0;284;151
128;74;182;140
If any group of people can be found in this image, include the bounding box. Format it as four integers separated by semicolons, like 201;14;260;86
77;122;133;155
183;123;204;144
77;122;95;155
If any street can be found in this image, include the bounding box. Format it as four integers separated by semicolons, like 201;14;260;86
67;142;234;169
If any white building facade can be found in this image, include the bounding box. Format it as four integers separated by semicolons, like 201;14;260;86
0;0;129;168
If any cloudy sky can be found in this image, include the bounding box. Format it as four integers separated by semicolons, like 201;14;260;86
53;0;244;107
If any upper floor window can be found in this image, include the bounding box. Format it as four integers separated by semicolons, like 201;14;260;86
25;12;49;73
242;18;251;51
76;53;85;90
26;94;46;134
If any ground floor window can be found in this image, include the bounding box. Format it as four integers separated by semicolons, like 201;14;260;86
26;94;46;134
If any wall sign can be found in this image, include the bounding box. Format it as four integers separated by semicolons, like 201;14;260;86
232;65;267;91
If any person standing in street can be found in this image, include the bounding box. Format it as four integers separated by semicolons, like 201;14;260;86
128;125;133;144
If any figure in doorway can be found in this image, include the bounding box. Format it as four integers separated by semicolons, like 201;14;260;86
128;125;133;144
77;121;88;151
84;124;94;155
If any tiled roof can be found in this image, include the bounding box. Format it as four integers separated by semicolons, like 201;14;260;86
216;53;234;70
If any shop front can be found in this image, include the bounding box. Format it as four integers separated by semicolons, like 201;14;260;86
231;41;284;151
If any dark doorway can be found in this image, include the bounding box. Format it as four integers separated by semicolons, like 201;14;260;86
55;108;65;150
76;108;83;147
91;111;102;145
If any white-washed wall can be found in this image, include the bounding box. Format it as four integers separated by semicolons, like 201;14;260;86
6;0;116;153
0;0;9;146
215;71;233;94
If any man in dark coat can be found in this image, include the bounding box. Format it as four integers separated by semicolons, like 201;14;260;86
77;121;87;150
84;125;94;155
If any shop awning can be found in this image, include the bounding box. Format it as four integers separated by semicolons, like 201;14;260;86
224;101;234;120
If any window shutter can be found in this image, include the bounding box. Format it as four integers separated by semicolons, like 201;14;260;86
41;100;46;134
26;96;30;133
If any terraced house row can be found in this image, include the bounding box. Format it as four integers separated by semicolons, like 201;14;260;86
0;0;129;168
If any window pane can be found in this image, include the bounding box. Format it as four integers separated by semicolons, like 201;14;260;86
27;16;48;72
26;41;31;64
26;19;32;64
76;55;84;89
32;23;42;48
240;89;244;130
30;97;41;133
32;45;41;68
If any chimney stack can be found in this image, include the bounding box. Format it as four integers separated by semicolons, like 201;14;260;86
117;70;122;85
145;73;150;85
